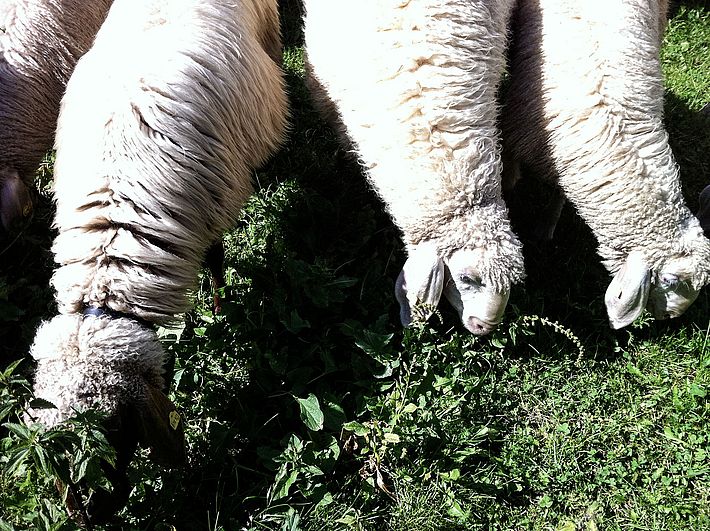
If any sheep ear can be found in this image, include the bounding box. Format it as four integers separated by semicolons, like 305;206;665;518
698;185;710;236
394;243;445;326
0;168;33;230
134;384;186;467
604;251;651;329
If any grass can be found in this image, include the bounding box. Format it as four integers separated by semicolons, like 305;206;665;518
1;3;709;530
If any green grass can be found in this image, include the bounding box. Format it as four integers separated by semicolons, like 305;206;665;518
1;3;709;530
662;5;710;111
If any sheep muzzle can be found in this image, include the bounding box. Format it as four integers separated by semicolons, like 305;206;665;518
56;381;185;527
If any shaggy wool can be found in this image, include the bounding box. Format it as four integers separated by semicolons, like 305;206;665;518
502;0;710;292
0;0;113;228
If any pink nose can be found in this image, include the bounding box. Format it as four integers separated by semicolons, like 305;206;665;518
465;317;496;336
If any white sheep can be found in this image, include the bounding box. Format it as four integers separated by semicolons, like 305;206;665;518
502;0;710;329
0;0;112;230
304;0;525;335
27;0;287;517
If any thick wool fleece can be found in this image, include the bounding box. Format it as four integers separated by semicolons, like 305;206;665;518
503;0;710;288
304;0;524;291
31;0;287;426
0;1;112;199
50;0;287;323
31;314;165;426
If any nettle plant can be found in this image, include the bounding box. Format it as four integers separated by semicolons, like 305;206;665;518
0;361;116;531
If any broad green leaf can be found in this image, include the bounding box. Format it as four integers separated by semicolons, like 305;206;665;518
343;421;369;436
295;394;324;431
33;446;52;477
281;309;311;333
72;457;89;483
0;402;17;422
689;384;706;398
281;507;300;531
315;491;334;509
272;468;299;501
5;448;30;477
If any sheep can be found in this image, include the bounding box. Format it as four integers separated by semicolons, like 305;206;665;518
501;0;710;329
303;0;525;335
27;0;287;520
0;0;113;230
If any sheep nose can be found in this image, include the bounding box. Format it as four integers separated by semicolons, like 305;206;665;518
465;317;496;336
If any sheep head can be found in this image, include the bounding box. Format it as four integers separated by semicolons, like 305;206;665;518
605;221;710;329
0;167;33;230
395;242;512;335
28;314;184;523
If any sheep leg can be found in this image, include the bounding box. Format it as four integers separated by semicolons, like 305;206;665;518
698;185;710;237
205;240;226;314
502;154;523;193
533;186;566;242
56;479;93;530
85;447;135;525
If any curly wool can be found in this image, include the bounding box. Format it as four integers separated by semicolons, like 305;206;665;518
502;0;710;289
30;314;165;426
304;0;525;291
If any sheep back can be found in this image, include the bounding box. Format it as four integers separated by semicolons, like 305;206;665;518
49;0;288;323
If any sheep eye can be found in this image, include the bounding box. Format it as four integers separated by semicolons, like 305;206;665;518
459;274;481;286
659;273;679;288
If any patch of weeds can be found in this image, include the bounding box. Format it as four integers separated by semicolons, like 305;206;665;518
472;323;710;530
0;361;117;531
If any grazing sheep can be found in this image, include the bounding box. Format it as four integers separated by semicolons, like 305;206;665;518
28;0;287;519
304;0;525;335
0;0;112;230
502;0;710;328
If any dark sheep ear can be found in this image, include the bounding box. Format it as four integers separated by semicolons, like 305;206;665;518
0;168;33;230
134;384;186;467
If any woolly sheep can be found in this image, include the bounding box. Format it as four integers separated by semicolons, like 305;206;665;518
501;0;710;329
0;0;112;230
27;0;287;519
304;0;525;335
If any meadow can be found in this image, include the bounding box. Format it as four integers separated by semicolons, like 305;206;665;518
0;2;708;530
